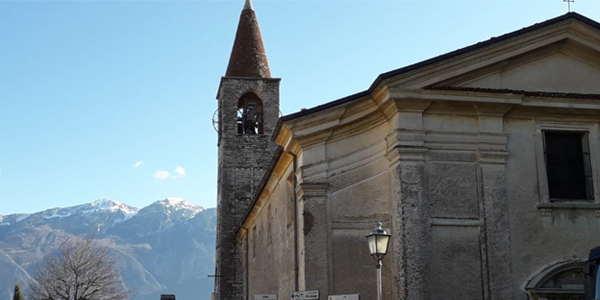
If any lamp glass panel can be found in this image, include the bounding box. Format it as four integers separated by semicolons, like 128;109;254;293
376;235;390;255
367;234;377;255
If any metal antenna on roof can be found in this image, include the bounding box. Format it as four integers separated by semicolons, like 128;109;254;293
564;0;574;12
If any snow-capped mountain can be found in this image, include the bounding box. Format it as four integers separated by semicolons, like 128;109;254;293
40;198;139;225
0;198;216;300
0;213;31;226
0;198;147;235
157;197;205;217
43;198;138;217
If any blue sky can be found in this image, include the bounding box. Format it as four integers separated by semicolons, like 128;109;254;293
1;0;599;215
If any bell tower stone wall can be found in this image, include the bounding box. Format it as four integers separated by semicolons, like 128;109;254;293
215;77;280;300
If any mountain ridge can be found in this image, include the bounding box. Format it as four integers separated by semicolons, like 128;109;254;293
0;198;216;300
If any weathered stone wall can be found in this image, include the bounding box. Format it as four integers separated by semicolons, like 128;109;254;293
417;103;513;300
319;122;392;299
215;77;280;300
246;163;296;298
504;114;600;299
287;100;512;300
243;101;600;300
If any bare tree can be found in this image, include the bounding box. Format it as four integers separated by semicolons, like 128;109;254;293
27;238;130;300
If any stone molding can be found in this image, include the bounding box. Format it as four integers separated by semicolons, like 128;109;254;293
296;183;329;200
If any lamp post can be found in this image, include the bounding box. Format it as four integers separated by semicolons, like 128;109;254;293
366;221;391;300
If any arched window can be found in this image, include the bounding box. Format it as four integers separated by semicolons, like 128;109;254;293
237;93;263;135
525;261;585;300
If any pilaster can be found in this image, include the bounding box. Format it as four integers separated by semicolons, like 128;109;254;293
296;182;330;296
475;104;514;300
386;99;431;300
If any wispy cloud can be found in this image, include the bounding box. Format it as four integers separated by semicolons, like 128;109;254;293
154;166;186;180
133;161;144;168
154;170;171;180
174;166;186;178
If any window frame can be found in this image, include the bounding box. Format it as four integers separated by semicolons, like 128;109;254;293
525;261;586;300
535;122;600;206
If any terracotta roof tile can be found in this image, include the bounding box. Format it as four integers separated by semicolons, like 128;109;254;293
225;0;271;78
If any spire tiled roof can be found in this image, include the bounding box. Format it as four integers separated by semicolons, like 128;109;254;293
225;0;271;78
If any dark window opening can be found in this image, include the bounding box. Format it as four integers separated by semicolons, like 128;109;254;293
237;93;264;135
544;268;585;300
544;131;593;201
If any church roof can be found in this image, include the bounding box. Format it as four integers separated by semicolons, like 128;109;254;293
225;0;272;78
276;12;600;127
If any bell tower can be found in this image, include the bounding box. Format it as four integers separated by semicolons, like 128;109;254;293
214;0;280;299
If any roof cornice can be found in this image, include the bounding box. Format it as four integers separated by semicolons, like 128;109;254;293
273;12;600;133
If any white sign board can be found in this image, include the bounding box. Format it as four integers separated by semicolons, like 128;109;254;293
328;294;359;300
255;295;277;300
291;290;319;300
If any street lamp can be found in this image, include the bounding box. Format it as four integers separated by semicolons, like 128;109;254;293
366;221;391;300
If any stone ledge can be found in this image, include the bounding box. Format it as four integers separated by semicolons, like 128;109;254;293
537;202;600;209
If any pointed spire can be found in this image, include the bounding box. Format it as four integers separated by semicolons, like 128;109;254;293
243;0;253;11
225;0;271;78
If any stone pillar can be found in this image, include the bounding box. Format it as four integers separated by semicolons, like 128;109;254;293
476;104;514;300
297;182;330;296
386;99;431;300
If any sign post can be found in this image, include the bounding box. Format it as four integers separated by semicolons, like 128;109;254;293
255;295;277;300
291;290;319;300
328;294;360;300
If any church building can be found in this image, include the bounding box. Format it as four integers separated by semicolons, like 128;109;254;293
214;1;600;299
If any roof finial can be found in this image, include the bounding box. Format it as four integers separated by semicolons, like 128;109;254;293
564;0;574;12
244;0;254;11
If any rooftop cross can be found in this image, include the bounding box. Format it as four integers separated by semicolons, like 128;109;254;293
564;0;574;12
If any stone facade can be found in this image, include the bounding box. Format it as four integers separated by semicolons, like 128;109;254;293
219;10;600;300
